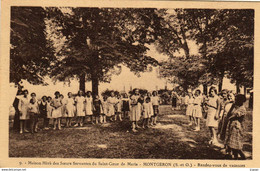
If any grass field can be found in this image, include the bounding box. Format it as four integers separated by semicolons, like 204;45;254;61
9;105;252;159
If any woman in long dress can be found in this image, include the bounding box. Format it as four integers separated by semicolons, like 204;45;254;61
186;92;194;126
75;90;85;127
205;86;222;146
130;89;141;132
18;89;30;134
225;94;247;159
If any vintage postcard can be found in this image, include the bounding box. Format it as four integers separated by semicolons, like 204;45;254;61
0;0;259;168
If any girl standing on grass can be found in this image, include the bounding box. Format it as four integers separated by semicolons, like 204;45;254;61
51;91;62;130
75;90;85;127
28;93;39;133
18;90;30;134
39;96;49;130
142;97;152;128
65;92;75;127
115;94;123;121
192;90;203;131
85;91;94;124
186;92;194;126
93;95;103;124
151;91;160;125
60;94;66;127
107;91;118;121
122;93;130;119
130;89;141;132
205;86;222;146
101;95;108;123
46;96;53;128
225;94;247;159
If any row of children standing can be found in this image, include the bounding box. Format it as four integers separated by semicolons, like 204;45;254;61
16;88;161;134
184;87;248;159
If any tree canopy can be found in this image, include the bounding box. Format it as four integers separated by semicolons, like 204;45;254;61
47;7;161;95
10;7;55;85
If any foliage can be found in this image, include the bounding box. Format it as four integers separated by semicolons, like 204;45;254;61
46;7;161;94
159;55;207;90
10;7;55;85
158;9;254;89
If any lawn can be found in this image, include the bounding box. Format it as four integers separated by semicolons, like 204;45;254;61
9;105;252;159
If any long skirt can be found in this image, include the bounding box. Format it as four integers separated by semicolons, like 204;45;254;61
206;107;218;128
107;104;115;117
130;104;141;121
186;105;193;116
192;105;202;118
226;120;243;150
52;108;62;118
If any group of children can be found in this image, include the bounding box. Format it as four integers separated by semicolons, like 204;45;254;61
16;88;161;134
184;87;248;159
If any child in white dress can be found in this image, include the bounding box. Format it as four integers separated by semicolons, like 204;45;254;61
60;94;66;126
186;92;194;126
65;92;75;127
142;97;152;128
46;96;53;128
151;91;160;125
51;91;62;130
192;90;203;131
85;91;94;124
75;90;85;127
28;93;39;133
107;91;118;121
115;94;123;121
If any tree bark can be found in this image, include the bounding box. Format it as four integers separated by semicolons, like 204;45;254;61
244;86;247;96
92;76;99;96
203;84;208;95
236;82;240;94
218;73;224;92
79;73;86;92
180;28;190;59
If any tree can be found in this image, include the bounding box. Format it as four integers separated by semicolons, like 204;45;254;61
158;9;254;94
159;55;206;91
10;7;55;85
186;9;254;92
155;9;191;59
47;7;160;95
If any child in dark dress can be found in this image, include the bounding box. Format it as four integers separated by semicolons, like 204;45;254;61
39;96;48;130
93;95;102;124
122;93;130;119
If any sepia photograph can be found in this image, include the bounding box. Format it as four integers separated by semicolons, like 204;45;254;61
1;0;259;168
7;6;254;160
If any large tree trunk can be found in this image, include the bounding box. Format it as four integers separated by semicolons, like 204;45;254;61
203;84;208;95
244;86;247;96
92;75;99;96
236;82;240;94
180;28;190;59
79;73;86;92
218;73;224;92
